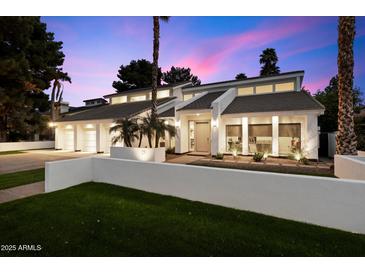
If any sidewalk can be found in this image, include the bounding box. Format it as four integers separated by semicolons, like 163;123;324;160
0;181;44;204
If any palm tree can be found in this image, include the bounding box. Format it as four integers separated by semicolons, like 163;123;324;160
138;115;154;148
110;117;139;147
259;48;280;76
151;16;170;120
154;119;176;148
336;16;357;155
51;69;71;122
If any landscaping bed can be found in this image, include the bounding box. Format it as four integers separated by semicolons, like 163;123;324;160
0;168;45;190
0;150;25;156
1;182;364;256
189;159;334;177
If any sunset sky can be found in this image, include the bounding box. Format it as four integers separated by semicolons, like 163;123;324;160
42;16;365;106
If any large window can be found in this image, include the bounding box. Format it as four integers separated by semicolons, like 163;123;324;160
255;84;273;94
130;95;146;102
111;96;127;104
183;93;193;101
248;124;272;153
226;125;242;153
238;87;254;96
157;89;170;99
275;82;295;92
279;123;301;155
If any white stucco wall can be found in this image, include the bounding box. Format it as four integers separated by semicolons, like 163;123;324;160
0;141;55;152
110;147;165;162
46;157;365;234
335;155;365;181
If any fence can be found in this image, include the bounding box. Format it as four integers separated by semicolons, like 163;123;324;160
0;141;55;152
46;156;365;234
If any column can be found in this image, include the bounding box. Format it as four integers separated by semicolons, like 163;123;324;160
175;111;182;153
242;117;249;155
272;116;279;156
211;116;219;156
96;123;102;153
306;114;319;159
74;124;83;151
55;126;63;149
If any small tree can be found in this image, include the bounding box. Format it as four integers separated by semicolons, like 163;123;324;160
153;119;176;148
162;66;201;86
109;117;139;147
235;73;248;80
259;48;280;76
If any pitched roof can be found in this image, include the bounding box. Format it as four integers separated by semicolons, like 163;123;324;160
178;91;226;111
222;91;324;115
57;97;175;122
159;107;175;118
182;71;304;90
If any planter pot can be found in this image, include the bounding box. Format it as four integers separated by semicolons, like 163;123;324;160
358;151;365;157
110;147;166;162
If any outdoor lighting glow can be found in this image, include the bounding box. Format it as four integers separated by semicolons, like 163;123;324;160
212;119;218;128
164;120;169;125
232;148;238;157
85;124;94;129
110;123;116;128
48;122;56;128
295;152;301;161
175;120;181;128
196;113;200;116
65;125;73;129
263;152;269;159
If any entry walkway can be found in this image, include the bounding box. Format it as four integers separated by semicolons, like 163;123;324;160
0;181;44;204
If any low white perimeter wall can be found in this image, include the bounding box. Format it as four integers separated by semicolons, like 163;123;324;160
0;141;55;152
335;154;365;181
358;151;365;157
110;147;165;162
46;157;365;234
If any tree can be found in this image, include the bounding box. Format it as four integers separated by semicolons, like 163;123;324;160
235;73;248;80
151;16;170;120
162;66;201;86
110;118;139;147
259;48;280;76
50;69;71;122
112;59;162;93
153;119;176;148
336;16;357;155
0;17;68;141
314;76;362;132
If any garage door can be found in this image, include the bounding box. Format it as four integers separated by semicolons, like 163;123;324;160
84;129;96;152
64;129;74;151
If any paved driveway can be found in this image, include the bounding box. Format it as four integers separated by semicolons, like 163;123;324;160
0;149;98;174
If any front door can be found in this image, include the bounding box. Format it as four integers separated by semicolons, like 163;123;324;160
195;121;210;152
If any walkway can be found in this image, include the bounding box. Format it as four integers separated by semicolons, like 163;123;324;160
0;181;44;204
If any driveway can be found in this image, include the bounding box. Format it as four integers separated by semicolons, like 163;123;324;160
0;149;98;174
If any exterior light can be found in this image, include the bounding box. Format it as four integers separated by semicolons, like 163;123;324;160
212;119;218;128
85;124;94;129
65;124;73;129
175;120;181;128
263;152;269;159
232;148;238;157
196;113;200;116
48;122;56;128
294;152;301;161
164;120;169;125
110;123;116;128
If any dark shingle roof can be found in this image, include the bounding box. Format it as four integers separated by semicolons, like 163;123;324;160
159;107;175;118
179;91;225;111
57;97;175;122
222;91;324;115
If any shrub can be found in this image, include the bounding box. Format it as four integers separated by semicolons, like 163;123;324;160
165;147;175;154
215;152;224;160
253;152;264;162
299;156;310;165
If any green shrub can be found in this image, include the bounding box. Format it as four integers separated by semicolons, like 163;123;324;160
253;152;264;162
215;152;224;160
299;156;310;165
165;147;175;154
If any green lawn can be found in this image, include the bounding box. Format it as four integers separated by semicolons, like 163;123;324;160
0;182;364;256
0;150;25;156
0;168;45;190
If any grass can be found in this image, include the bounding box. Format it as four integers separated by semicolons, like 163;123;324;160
0;182;365;256
0;168;45;190
0;150;25;156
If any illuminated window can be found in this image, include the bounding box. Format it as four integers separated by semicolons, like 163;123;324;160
275;82;295;92
248;124;272;154
238;87;254;96
111;96;127;104
226;125;242;153
157;89;170;99
255;84;273;94
130;95;146;102
183;93;193;101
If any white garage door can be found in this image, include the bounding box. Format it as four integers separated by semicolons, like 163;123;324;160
64;130;74;151
84;129;96;152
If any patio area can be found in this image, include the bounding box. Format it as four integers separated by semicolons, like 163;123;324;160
166;153;334;177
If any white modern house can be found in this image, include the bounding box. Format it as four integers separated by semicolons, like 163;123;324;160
54;70;324;159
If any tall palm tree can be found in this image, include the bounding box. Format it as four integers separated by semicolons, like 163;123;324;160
259;48;280;76
110;117;139;147
336;16;357;155
151;16;170;120
51;69;71;122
